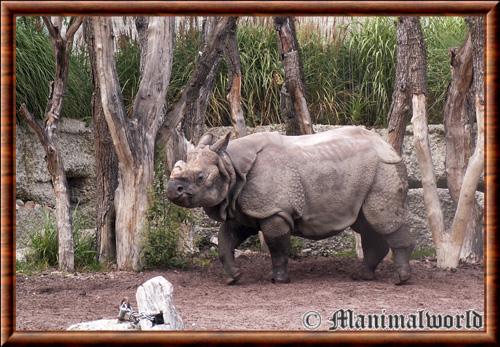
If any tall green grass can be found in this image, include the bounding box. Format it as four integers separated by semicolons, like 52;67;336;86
16;16;467;127
423;17;468;120
15;17;93;122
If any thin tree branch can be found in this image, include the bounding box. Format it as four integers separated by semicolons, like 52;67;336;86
164;16;236;131
92;16;135;168
42;16;59;40
65;17;83;46
19;104;49;148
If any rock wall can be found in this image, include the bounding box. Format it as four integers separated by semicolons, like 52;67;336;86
16;119;96;207
15;120;484;254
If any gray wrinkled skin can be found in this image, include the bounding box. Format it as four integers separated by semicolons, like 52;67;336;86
167;127;415;285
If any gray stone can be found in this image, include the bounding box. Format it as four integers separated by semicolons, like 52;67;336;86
67;319;138;331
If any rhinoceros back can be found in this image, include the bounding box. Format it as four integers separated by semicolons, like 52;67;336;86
224;127;401;238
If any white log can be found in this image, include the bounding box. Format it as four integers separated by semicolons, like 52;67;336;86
135;276;184;330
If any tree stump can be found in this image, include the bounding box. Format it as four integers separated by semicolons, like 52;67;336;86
136;276;184;330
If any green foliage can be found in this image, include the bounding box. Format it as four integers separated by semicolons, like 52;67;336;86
27;210;58;267
422;17;468;122
334;249;357;258
209;17;467;127
15;17;93;122
143;157;193;268
411;245;437;259
17;207;101;274
115;40;141;115
289;236;304;259
233;24;283;127
334;18;397;126
16;16;467;127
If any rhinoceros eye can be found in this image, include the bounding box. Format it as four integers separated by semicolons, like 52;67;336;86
196;172;205;184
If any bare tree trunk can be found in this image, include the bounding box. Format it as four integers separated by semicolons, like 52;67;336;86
181;17;226;144
442;17;485;266
157;16;237;153
224;18;246;138
84;19;118;263
92;16;175;271
407;19;448;265
444;35;473;199
274;16;313;135
443;33;483;263
18;16;83;272
135;17;149;75
387;17;414;155
412;16;485;269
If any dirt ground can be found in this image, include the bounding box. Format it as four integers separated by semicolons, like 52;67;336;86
16;254;484;331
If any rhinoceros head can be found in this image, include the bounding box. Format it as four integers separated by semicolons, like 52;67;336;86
166;132;234;210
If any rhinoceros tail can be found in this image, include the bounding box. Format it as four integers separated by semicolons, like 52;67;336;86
373;138;402;164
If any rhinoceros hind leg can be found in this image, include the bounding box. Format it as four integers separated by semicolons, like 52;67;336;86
383;226;415;285
360;163;414;284
260;215;292;284
351;214;389;281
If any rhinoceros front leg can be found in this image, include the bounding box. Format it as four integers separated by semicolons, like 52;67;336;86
260;215;292;283
218;221;255;285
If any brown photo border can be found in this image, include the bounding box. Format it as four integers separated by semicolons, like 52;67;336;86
1;1;497;345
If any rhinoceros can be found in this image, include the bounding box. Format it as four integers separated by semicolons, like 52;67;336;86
166;127;415;285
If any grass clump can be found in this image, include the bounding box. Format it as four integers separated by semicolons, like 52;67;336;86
17;207;101;274
411;245;437;260
143;157;193;269
289;236;304;259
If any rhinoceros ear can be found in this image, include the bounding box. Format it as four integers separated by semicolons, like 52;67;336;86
209;132;231;154
197;133;214;148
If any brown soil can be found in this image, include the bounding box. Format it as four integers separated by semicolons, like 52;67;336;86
16;254;484;331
